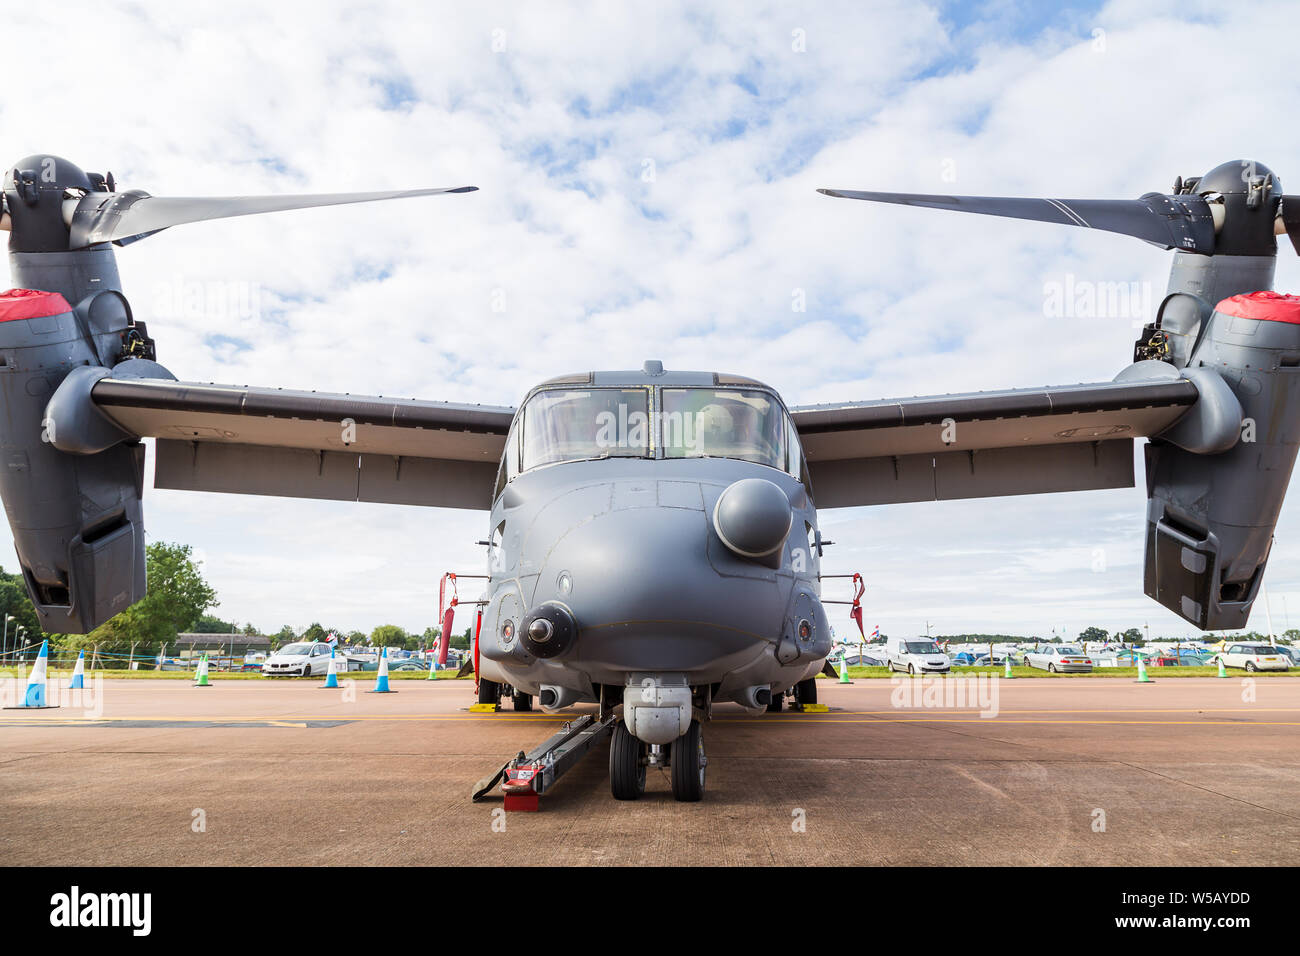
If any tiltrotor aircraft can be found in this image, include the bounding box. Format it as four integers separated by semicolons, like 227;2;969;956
2;155;1298;803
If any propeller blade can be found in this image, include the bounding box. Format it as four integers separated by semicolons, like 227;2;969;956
817;188;1216;254
1278;196;1300;256
68;185;478;248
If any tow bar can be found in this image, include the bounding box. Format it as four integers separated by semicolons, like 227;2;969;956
471;711;621;811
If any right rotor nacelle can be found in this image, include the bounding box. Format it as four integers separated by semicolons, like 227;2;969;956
1144;292;1300;629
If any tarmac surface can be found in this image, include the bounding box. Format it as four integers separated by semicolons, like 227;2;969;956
1;674;1298;865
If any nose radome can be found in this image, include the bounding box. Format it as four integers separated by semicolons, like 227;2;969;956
712;478;793;562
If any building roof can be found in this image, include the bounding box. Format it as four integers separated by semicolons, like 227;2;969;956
173;632;272;648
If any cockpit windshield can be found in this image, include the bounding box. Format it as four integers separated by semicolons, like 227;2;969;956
520;388;652;471
661;388;788;471
505;384;804;485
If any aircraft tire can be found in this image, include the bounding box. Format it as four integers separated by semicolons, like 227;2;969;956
477;678;501;705
794;677;818;705
670;720;705;802
610;721;646;800
512;691;533;711
766;694;783;712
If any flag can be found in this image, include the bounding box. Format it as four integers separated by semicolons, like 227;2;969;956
870;625;880;640
325;632;338;646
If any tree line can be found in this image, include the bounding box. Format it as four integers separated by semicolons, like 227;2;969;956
0;541;472;665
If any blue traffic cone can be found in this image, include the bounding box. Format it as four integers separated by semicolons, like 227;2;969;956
5;640;57;709
69;648;85;690
26;640;50;706
322;646;339;689
367;647;395;693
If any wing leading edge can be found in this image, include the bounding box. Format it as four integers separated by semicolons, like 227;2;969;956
90;379;515;510
791;379;1200;508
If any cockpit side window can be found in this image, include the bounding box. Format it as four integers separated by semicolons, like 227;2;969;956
519;388;652;472
493;419;521;500
661;388;794;475
784;415;803;481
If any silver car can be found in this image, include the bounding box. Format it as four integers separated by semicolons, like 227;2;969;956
1023;644;1093;673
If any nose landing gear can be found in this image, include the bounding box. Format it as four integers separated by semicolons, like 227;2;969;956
609;718;706;802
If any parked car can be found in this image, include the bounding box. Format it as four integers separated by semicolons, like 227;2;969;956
1209;643;1291;672
886;637;951;675
1276;645;1300;666
1024;644;1093;673
262;641;333;677
389;658;430;671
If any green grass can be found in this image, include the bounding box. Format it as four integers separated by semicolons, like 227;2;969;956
826;665;1298;679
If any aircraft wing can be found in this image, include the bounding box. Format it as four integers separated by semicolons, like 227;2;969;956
89;378;515;510
790;379;1200;508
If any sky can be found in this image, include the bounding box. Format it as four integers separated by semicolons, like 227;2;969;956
4;0;1300;640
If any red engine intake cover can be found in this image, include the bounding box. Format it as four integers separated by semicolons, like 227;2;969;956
1215;291;1300;325
0;289;72;323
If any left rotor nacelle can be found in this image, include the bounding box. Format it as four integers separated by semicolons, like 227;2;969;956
0;288;149;633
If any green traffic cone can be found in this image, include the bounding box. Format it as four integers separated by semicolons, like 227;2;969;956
1004;656;1015;679
194;653;211;687
1217;657;1228;678
839;656;851;684
1136;655;1153;683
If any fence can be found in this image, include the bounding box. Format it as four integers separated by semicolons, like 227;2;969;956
0;639;256;671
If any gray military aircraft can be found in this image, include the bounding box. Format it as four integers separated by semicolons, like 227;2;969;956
2;155;1298;803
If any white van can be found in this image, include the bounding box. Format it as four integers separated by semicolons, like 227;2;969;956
886;636;951;675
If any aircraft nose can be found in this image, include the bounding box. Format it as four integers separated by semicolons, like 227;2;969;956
712;478;793;565
529;501;788;669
